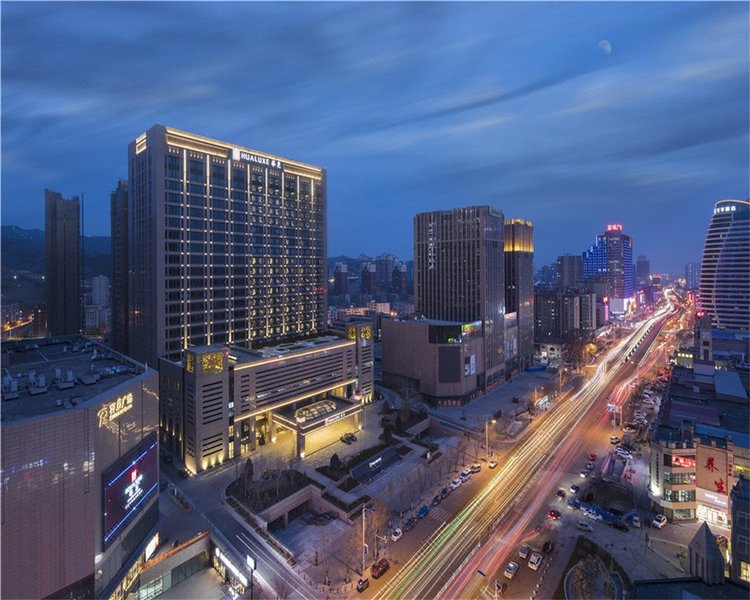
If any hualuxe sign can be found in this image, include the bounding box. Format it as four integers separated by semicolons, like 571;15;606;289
232;148;283;170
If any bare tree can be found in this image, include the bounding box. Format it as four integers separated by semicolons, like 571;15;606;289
243;457;254;498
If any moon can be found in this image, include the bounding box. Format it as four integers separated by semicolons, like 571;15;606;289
599;39;613;55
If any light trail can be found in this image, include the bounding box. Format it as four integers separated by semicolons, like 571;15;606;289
374;301;677;600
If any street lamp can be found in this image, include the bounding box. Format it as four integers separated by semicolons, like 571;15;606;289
485;418;497;458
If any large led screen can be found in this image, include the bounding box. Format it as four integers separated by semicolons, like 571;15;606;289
102;432;158;549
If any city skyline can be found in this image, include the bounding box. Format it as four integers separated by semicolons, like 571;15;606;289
3;2;748;272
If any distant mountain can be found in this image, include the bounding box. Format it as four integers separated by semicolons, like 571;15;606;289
1;225;112;277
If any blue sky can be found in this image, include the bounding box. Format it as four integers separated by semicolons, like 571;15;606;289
2;1;748;272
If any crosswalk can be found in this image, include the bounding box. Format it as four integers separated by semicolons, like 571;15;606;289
429;505;451;522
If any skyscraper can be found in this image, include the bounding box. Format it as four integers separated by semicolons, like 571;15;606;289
375;253;396;292
699;200;750;332
127;125;327;366
556;254;582;289
414;205;505;388
636;255;650;285
333;262;348;297
505;219;534;371
361;262;376;295
45;189;81;336
391;261;408;296
110;180;129;354
685;262;701;290
583;223;634;313
91;275;110;307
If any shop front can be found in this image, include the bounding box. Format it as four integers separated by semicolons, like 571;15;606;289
212;546;249;598
696;487;730;526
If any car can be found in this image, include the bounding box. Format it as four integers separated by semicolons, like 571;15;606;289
610;436;621;445
556;489;566;501
356;578;370;593
579;470;589;479
528;552;543;571
586;461;595;470
577;520;593;532
542;540;554;554
652;514;668;529
403;517;417;531
340;434;353;445
489;459;498;469
439;486;450;499
390;528;403;542
547;509;561;520
450;478;462;490
567;499;581;511
585;511;604;521
431;494;442;507
519;544;531;559
608;520;629;532
504;561;520;579
417;505;430;519
588;453;597;462
569;484;580;494
459;468;472;482
371;558;389;579
470;463;482;473
631;515;641;528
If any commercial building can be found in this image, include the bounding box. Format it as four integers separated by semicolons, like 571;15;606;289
699;200;749;332
556;254;582;289
45;189;81;336
0;336;159;600
93;275;111;308
159;335;370;471
685;262;701;290
126;125;327;366
505;219;534;373
361;262;377;295
375;253;396;292
730;476;750;586
583;223;634;314
382;318;484;407
636;255;650;285
391;261;408;296
111;180;129;355
333;262;348;297
414;206;505;389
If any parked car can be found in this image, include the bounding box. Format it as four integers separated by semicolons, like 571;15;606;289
631;515;641;528
579;470;589;479
439;486;450;499
652;514;668;529
569;484;580;494
371;558;389;579
470;463;482;473
610;436;621;445
504;561;520;579
586;461;595;470
608;520;629;532
588;453;597;462
403;517;417;531
340;434;354;445
542;540;554;554
489;459;498;469
450;478;462;490
390;528;403;542
577;520;593;532
528;552;543;571
459;469;472;482
519;544;531;559
417;505;430;519
547;509;561;520
567;499;581;511
556;489;566;501
356;578;370;593
431;494;442;507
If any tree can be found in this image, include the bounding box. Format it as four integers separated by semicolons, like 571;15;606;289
243;457;254;497
395;412;404;432
330;453;343;478
381;424;393;443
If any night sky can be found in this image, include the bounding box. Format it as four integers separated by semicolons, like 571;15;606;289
2;2;748;272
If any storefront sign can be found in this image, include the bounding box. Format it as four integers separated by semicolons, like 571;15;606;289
696;487;728;510
215;547;249;587
325;412;346;426
98;392;134;428
145;532;160;561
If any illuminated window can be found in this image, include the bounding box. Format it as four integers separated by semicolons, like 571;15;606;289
186;353;195;373
740;561;750;583
200;351;224;373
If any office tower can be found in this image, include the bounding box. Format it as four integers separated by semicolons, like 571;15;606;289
376;253;396;292
1;337;158;600
92;275;110;307
45;189;81;336
414;205;505;387
505;219;534;371
333;262;348;296
391;261;408;295
700;200;750;331
111;180;129;354
556;254;582;289
579;291;597;331
535;263;557;287
127;125;326;366
685;262;701;290
636;255;650;285
583;223;634;313
361;262;377;295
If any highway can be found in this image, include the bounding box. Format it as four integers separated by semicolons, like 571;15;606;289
374;298;677;600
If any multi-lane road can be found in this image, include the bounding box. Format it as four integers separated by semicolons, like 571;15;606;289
374;299;677;600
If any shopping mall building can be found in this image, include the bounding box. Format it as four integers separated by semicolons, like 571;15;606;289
0;336;159;600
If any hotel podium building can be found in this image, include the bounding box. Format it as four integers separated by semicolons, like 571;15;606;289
125;125;327;367
0;336;159;600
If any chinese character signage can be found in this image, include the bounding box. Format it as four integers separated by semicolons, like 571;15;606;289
696;445;731;497
97;392;134;428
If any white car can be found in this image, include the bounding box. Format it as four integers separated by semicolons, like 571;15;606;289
450;478;462;490
610;436;621;445
632;516;641;528
528;552;543;571
652;514;668;529
504;561;519;579
519;544;531;559
470;463;482;473
488;459;498;469
459;468;472;481
390;528;403;542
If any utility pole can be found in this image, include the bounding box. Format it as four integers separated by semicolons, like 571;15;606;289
361;505;369;577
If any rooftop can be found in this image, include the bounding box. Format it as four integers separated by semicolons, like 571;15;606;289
227;336;352;365
1;336;146;423
629;577;748;599
714;370;748;401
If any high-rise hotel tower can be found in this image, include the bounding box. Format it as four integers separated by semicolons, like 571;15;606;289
700;199;749;332
125;125;326;366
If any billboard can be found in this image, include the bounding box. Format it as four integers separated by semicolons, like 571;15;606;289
102;432;158;549
696;445;731;496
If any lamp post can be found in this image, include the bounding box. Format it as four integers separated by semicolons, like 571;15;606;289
485;418;497;458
